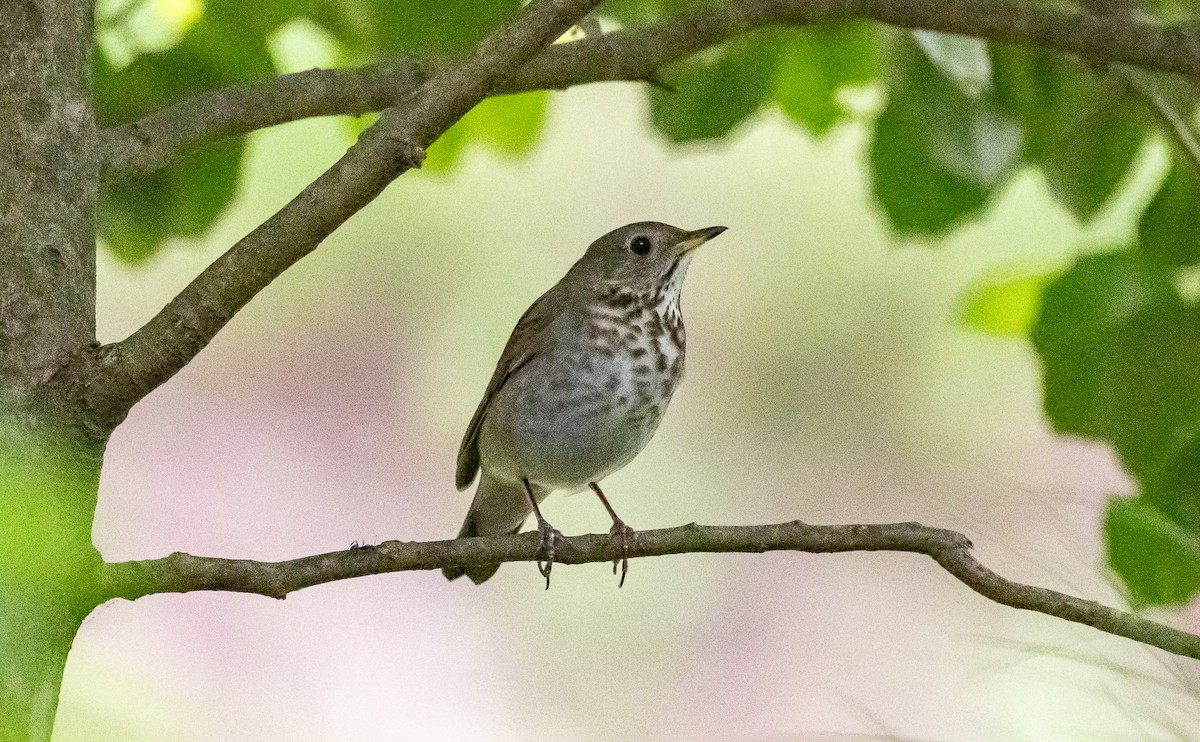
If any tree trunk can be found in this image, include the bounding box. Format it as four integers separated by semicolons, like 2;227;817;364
0;2;96;372
0;2;103;739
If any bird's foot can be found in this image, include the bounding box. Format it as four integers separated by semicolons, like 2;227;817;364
608;520;638;588
535;518;565;590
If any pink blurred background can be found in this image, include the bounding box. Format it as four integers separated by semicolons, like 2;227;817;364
60;76;1200;740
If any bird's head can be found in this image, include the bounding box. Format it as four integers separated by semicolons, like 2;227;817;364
573;221;727;301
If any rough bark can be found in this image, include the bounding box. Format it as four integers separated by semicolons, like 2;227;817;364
0;2;103;739
0;0;97;391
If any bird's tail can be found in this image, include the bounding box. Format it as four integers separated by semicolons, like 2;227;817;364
443;473;535;584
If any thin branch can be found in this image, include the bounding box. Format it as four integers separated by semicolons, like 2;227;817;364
99;0;1200;175
77;0;603;429
99;520;1200;662
100;61;432;175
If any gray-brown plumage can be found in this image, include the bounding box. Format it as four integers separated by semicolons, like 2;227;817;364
445;222;726;585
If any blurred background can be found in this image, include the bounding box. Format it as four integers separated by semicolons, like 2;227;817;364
62;28;1200;742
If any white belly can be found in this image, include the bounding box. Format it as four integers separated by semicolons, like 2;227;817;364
478;331;681;491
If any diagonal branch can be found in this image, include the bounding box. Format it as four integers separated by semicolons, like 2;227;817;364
77;0;603;429
99;0;1200;175
99;520;1200;662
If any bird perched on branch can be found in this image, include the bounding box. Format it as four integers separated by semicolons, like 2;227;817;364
444;221;727;587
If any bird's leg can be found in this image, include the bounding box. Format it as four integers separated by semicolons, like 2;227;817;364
589;482;637;588
523;478;562;590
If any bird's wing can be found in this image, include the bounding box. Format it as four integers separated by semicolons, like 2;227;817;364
455;285;562;490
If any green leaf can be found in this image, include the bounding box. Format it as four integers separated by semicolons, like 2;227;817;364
1138;161;1200;266
423;91;548;172
100;139;245;263
1043;106;1145;221
1030;250;1178;444
1105;496;1200;606
1142;437;1200;532
1030;250;1200;479
1104;302;1200;476
368;0;521;56
95;18;275;127
205;0;311;39
869;44;1021;235
773;24;877;135
474;92;549;156
959;267;1062;337
306;0;372;50
992;45;1146;221
912;31;991;98
651;35;782;143
603;0;706;26
96;19;273;260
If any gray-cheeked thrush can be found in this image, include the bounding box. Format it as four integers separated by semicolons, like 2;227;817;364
444;221;727;587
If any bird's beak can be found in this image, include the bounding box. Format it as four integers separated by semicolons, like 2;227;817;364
675;225;728;254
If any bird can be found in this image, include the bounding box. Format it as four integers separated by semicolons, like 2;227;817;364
444;221;727;587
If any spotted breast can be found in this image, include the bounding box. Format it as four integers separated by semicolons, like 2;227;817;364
587;271;689;464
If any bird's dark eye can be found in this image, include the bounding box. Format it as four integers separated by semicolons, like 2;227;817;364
630;236;651;256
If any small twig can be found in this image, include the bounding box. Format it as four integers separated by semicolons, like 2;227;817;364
100;520;1200;663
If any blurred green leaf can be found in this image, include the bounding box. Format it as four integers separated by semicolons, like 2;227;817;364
651;35;782;143
475;92;549;156
1143;437;1200;532
603;0;706;26
912;31;991;98
1030;249;1200;479
100;139;244;262
1106;496;1200;606
993;45;1146;221
205;0;311;38
306;0;372;50
1130;436;1200;606
1030;250;1178;445
1103;302;1200;476
1043;106;1145;221
368;0;520;56
424;91;548;172
95;18;275;127
773;24;877;135
1035;249;1200;606
96;18;272;260
869;44;1020;235
959;268;1062;337
1139;161;1200;266
0;441;101;590
991;44;1090;146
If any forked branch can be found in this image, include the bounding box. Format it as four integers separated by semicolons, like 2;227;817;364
100;520;1200;662
81;0;1200;426
79;0;603;429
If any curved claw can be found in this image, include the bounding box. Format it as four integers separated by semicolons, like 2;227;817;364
609;521;637;588
536;519;564;590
